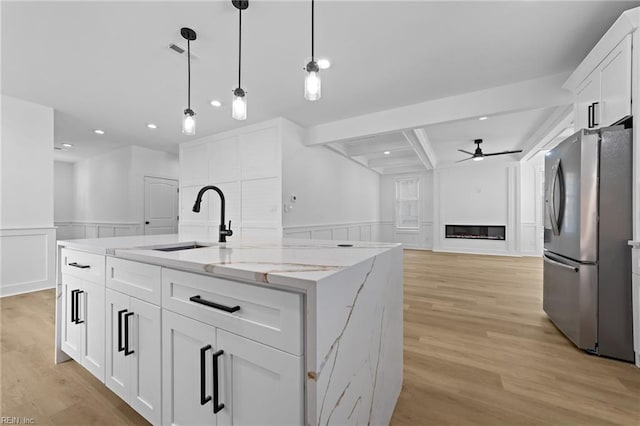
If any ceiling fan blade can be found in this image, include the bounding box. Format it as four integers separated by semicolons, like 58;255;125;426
456;157;473;163
483;150;523;157
458;149;474;155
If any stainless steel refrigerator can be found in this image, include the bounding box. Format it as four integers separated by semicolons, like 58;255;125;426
543;125;634;362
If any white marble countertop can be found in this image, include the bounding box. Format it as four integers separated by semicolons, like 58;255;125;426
629;240;640;247
58;234;400;289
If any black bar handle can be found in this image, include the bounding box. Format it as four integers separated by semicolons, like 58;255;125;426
117;309;127;352
69;262;90;269
592;102;599;126
588;104;593;128
190;295;240;313
70;289;77;323
200;345;212;405
74;290;85;324
124;312;134;356
213;349;225;414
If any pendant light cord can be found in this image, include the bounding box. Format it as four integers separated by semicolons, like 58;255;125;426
187;39;191;110
238;9;242;88
311;0;315;60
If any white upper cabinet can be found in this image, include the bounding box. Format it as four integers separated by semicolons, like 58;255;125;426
598;34;632;127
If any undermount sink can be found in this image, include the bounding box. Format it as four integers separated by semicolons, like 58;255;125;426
138;242;216;252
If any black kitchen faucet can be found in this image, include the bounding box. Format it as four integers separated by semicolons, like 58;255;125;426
192;185;233;243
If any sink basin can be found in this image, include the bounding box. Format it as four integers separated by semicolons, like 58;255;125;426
136;242;216;252
153;243;210;252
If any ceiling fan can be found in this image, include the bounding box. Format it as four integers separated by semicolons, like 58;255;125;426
457;139;522;162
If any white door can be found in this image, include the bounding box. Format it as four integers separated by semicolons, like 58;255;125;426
129;297;161;425
81;279;105;382
162;310;218;426
144;177;178;235
105;289;130;402
216;329;303;426
61;275;82;361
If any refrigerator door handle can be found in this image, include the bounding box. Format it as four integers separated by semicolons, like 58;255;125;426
543;254;579;272
548;160;565;236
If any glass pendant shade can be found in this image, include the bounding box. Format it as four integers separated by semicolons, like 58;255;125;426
232;89;247;121
182;110;196;135
304;69;321;101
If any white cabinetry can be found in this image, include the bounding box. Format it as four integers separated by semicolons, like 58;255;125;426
106;258;162;425
573;34;632;130
60;248;106;382
161;269;303;426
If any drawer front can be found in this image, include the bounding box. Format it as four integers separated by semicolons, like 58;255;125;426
107;257;161;305
61;248;105;283
162;269;302;355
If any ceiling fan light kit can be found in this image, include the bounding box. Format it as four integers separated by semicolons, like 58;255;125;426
457;138;523;163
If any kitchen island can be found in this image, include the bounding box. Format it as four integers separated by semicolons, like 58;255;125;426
55;235;403;425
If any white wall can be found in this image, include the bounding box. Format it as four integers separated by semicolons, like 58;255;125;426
1;95;56;296
281;120;380;238
59;145;178;239
379;171;434;248
54;161;75;222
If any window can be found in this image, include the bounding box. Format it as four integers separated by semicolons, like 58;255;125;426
395;177;420;229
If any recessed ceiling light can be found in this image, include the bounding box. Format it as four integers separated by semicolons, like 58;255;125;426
384;151;390;155
479;116;488;121
147;123;157;129
317;58;331;69
62;143;73;148
94;129;105;135
210;100;222;107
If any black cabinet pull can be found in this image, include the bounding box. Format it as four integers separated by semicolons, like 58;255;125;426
70;289;78;323
189;295;240;313
200;345;212;405
588;104;593;128
117;309;127;352
124;312;134;356
69;262;90;269
592;102;599;126
212;349;225;414
74;290;85;324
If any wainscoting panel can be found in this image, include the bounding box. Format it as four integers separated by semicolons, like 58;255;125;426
55;222;142;241
520;222;542;255
283;221;379;243
0;227;56;296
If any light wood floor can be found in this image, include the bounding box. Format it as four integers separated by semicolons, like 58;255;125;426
1;251;639;425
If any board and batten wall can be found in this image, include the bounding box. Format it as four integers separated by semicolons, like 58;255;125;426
179;117;380;241
1;95;56;296
379;157;543;256
55;146;178;240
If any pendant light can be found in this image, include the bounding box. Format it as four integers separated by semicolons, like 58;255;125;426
232;1;249;120
304;0;321;101
181;27;197;135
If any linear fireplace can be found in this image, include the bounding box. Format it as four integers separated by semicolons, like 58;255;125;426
445;225;506;240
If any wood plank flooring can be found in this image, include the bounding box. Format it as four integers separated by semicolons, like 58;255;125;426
391;250;640;426
1;250;638;425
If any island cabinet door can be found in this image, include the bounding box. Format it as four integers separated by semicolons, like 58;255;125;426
105;289;131;402
129;297;161;425
61;274;82;362
162;310;218;426
216;329;303;426
80;278;106;382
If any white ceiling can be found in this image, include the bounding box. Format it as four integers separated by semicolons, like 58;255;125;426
2;1;638;163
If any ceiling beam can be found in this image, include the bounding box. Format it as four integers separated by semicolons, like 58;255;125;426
368;156;423;168
412;128;438;169
402;130;432;171
304;72;573;146
519;104;574;161
344;139;408;157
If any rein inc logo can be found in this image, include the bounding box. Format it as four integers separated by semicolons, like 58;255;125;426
0;418;34;424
